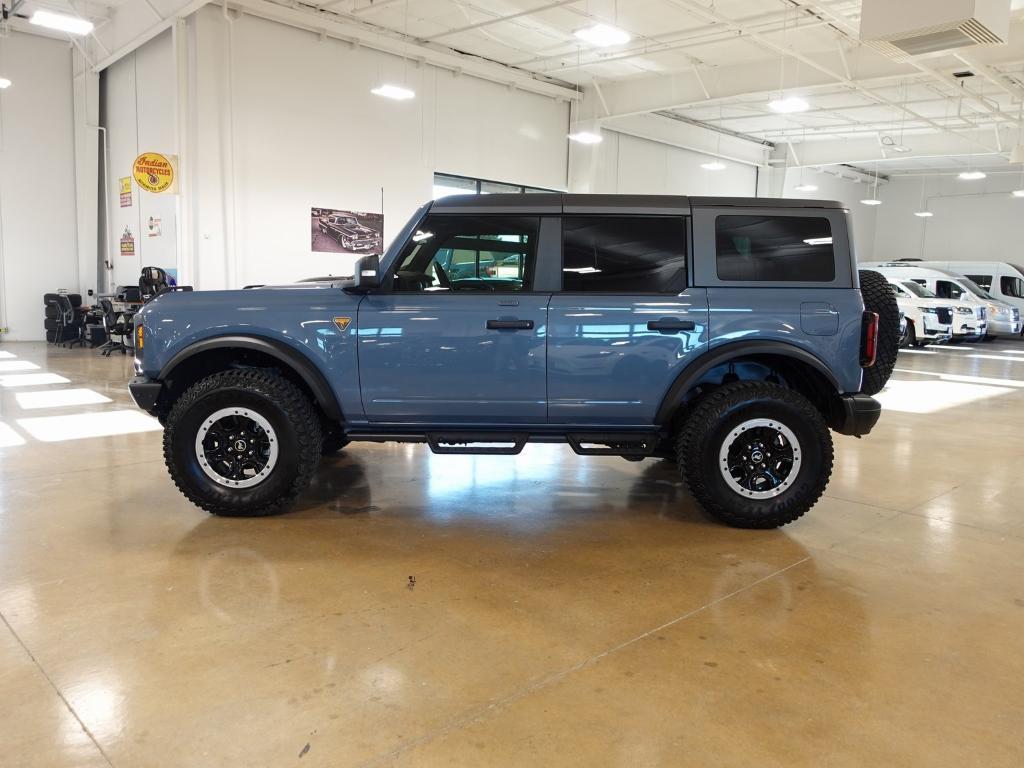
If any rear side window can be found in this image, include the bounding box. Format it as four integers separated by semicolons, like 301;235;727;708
715;215;835;282
965;274;993;292
1001;275;1024;299
934;280;965;300
561;216;687;293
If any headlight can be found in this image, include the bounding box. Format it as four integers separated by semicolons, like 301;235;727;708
956;307;973;315
988;303;1005;316
922;307;937;314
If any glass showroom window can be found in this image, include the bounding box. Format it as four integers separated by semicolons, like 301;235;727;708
432;172;557;199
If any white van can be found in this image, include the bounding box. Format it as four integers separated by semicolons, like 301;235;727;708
903;261;1024;326
861;262;1020;339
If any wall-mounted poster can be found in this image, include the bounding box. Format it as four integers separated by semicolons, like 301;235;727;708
119;177;132;207
120;226;135;257
311;207;384;256
147;216;162;238
133;152;177;193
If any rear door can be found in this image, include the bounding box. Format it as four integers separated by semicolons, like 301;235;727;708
547;204;709;425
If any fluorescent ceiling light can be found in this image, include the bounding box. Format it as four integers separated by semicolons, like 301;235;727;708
803;237;833;245
30;9;94;35
891;145;913;154
958;170;986;180
568;131;603;144
768;96;810;114
1012;190;1024;198
701;161;727;170
860;198;882;206
564;267;602;274
794;184;818;192
574;24;631;47
914;211;934;217
0;78;11;89
371;84;415;100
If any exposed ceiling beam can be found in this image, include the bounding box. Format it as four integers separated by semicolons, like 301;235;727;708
422;0;579;43
789;124;1020;167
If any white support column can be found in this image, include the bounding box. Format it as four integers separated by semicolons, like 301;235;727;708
173;18;194;286
72;49;101;296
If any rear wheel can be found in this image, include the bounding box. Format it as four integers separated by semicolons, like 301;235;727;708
163;370;322;516
676;382;833;528
858;269;900;395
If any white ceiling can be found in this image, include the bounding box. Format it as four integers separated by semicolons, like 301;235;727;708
10;0;1024;174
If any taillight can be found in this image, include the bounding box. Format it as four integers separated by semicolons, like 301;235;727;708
860;311;879;368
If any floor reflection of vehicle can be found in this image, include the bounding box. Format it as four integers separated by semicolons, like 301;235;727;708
318;214;382;252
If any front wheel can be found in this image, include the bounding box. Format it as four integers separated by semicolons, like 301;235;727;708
163;370;322;516
676;382;833;528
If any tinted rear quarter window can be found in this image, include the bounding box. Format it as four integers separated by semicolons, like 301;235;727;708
562;216;687;293
715;215;835;282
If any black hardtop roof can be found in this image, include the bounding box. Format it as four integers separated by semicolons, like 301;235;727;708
429;193;846;213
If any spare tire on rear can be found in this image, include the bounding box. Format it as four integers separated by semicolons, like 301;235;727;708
858;269;900;396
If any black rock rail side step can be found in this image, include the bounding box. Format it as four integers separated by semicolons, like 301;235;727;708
426;432;529;455
565;433;659;457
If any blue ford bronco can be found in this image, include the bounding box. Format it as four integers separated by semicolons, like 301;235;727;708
129;194;897;528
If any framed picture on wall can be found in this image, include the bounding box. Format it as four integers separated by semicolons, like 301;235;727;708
311;207;384;256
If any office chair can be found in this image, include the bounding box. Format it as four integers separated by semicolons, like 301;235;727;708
139;267;174;302
98;299;130;356
55;294;87;348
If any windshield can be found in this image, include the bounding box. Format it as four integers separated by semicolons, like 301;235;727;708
901;281;935;298
960;277;994;300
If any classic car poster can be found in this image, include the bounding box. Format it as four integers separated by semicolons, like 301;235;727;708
311;207;384;256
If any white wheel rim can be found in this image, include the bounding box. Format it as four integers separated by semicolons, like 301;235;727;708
195;407;279;489
718;418;802;500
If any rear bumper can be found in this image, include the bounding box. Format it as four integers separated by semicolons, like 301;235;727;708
834;394;881;437
129;376;163;414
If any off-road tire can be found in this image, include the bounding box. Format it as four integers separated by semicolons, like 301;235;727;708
163;369;322;517
858;269;899;395
676;381;833;529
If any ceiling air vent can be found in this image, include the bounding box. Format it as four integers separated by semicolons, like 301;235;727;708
860;0;1010;60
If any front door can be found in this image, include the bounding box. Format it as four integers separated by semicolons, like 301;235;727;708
358;212;551;424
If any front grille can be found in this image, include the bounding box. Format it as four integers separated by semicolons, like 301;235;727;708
978;307;987;320
936;307;953;324
1013;308;1020;322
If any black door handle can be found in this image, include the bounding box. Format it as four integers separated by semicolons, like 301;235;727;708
647;318;696;333
487;319;534;331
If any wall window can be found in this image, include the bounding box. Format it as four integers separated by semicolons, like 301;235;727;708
715;215;836;282
433;172;557;199
562;216;687;293
393;214;537;292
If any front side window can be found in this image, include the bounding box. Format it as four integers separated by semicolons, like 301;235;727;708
715;215;835;282
561;216;687;293
965;274;993;292
1001;275;1024;299
392;215;537;292
935;280;964;300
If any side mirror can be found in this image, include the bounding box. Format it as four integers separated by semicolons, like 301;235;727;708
353;254;380;292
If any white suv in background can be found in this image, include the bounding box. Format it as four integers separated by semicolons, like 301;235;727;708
889;279;984;344
887;281;953;347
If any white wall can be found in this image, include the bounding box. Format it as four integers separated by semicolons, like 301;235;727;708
103;29;179;291
872;174;1024;264
570;129;758;196
0;32;79;341
182;6;568;289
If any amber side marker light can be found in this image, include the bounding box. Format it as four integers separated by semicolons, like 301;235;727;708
136;325;144;350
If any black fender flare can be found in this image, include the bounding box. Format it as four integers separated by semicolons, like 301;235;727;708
159;335;343;421
654;340;841;425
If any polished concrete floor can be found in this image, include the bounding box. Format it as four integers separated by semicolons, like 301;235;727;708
0;340;1023;767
